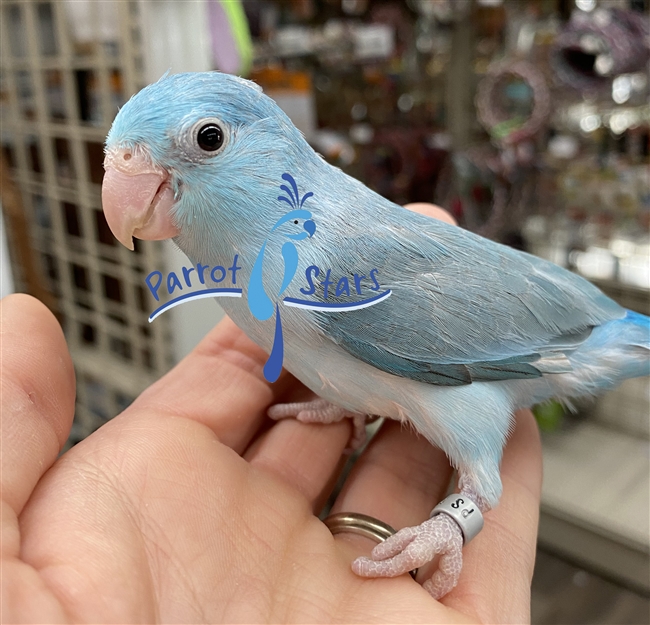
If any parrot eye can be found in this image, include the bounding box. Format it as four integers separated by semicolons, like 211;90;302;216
179;117;228;161
197;124;224;152
294;220;299;224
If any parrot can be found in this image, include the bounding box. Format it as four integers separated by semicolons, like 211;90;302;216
101;71;650;599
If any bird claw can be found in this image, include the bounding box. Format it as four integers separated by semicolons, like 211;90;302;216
351;513;464;600
267;399;368;450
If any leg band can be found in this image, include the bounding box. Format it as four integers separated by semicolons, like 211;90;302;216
430;494;484;544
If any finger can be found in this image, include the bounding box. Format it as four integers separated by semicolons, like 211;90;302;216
447;409;542;623
0;295;75;523
331;419;454;543
246;407;350;509
129;316;295;453
404;203;457;225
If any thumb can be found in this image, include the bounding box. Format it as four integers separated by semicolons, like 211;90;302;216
1;295;75;531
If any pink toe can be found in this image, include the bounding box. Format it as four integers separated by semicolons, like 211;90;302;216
423;570;458;599
351;556;376;577
371;529;416;560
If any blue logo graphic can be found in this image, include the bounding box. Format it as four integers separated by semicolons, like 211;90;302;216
145;258;243;322
247;173;318;382
143;173;391;382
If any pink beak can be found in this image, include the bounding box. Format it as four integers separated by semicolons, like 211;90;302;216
102;147;179;250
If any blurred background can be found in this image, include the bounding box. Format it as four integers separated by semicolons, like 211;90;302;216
0;0;648;622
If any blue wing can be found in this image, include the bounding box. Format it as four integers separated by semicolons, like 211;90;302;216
308;204;624;386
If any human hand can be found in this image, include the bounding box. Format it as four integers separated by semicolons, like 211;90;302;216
2;205;541;624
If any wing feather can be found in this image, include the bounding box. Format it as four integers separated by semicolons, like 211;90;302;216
306;204;624;386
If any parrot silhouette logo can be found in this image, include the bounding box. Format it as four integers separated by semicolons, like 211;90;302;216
248;173;316;382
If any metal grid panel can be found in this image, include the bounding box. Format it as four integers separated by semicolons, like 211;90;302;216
1;1;174;441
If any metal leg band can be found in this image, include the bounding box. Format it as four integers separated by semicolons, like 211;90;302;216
430;494;484;545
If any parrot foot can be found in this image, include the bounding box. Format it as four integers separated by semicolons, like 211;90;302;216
268;398;368;449
351;512;464;600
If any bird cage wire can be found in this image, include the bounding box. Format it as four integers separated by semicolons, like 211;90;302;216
0;0;174;444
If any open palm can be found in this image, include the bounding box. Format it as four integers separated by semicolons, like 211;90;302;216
2;208;541;624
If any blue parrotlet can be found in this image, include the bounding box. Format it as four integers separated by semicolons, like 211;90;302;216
102;72;650;599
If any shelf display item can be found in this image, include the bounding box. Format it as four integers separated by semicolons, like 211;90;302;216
551;7;650;93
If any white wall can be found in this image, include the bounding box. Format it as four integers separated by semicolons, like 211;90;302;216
0;208;15;299
139;0;212;82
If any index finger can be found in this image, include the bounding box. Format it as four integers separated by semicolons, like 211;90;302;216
128;315;296;453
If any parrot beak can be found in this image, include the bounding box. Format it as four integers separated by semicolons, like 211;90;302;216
102;146;179;250
304;219;316;238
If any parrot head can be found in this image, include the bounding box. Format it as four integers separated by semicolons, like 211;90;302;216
271;210;316;240
102;72;312;251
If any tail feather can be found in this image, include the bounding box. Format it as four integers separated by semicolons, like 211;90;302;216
624;309;650;349
617;310;650;379
507;309;648;409
536;309;649;405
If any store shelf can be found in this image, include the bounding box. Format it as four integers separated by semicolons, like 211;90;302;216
539;421;650;593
